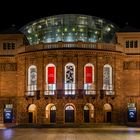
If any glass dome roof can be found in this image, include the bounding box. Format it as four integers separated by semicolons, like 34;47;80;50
20;14;119;45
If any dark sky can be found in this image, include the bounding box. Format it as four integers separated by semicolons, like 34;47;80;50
0;1;140;31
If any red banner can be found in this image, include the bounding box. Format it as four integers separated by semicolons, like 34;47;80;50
86;66;92;83
48;67;55;84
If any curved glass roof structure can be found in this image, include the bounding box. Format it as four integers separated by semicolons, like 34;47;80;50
20;14;119;45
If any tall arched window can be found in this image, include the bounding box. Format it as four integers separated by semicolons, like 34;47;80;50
103;64;113;95
84;63;95;95
27;65;37;96
45;64;56;95
65;63;75;95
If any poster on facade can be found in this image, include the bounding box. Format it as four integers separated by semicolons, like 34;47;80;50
86;66;92;83
4;108;13;123
48;67;55;84
128;107;137;122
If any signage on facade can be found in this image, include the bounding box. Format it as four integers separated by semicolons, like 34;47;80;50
128;103;135;108
127;103;137;122
4;108;13;123
5;104;13;109
4;104;13;123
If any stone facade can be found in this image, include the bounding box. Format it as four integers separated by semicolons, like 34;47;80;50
0;31;139;126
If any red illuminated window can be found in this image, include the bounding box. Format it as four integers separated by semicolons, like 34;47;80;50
85;66;93;83
45;64;56;95
48;66;55;84
84;64;95;95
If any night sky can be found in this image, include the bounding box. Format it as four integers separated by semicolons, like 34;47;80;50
0;1;140;31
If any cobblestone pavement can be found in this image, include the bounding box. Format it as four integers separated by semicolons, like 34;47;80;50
0;127;140;140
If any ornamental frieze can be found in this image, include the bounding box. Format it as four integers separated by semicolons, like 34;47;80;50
0;63;17;71
123;61;140;70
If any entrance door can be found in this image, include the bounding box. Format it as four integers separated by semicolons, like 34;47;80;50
84;105;90;123
65;106;74;123
104;103;112;123
29;112;33;123
50;106;56;123
50;110;56;123
84;110;89;123
107;112;111;123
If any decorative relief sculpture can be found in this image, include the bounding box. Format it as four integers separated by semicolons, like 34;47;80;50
123;61;140;70
0;63;17;71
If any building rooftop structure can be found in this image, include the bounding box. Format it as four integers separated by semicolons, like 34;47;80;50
20;14;119;45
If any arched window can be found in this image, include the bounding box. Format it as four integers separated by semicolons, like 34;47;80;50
65;63;75;95
65;105;74;110
103;64;113;95
84;63;95;95
50;105;56;110
27;65;37;96
45;64;56;95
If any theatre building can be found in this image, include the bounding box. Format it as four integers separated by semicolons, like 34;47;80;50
0;14;139;126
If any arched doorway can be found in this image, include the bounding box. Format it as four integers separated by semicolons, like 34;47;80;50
46;103;56;123
65;105;75;123
50;105;56;123
28;104;37;123
103;103;112;123
84;103;94;123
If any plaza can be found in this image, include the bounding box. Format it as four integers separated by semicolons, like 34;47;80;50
0;126;140;140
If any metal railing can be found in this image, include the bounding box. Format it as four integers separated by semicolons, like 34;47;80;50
25;88;116;101
25;89;115;96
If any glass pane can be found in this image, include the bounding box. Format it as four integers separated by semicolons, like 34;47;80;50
65;105;74;110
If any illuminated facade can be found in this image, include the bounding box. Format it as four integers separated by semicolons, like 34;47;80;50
0;14;140;126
